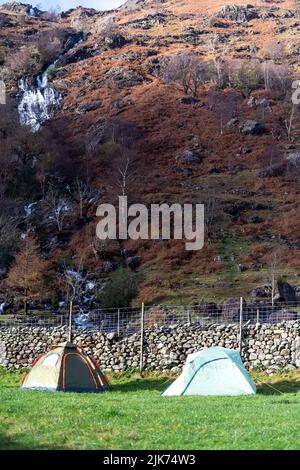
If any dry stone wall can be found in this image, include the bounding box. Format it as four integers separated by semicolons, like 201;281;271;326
0;321;299;375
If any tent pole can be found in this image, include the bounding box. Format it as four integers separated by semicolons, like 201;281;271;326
68;300;73;343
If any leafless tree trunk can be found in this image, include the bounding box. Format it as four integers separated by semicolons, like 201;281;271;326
71;177;94;219
44;185;70;232
285;104;296;141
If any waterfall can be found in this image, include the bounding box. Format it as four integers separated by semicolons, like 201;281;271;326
75;309;93;328
17;35;83;132
18;70;62;132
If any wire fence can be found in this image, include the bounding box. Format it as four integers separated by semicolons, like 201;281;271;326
1;300;299;335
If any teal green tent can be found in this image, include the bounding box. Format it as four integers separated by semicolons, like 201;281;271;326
162;347;256;396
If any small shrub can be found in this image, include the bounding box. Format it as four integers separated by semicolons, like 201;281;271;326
100;267;139;309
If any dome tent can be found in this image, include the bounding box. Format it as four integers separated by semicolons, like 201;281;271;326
162;347;256;396
21;342;109;393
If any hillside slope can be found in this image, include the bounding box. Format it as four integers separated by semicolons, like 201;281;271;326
0;0;299;307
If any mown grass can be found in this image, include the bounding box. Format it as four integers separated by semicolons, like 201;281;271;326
0;369;299;450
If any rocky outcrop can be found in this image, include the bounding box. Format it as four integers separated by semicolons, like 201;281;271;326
104;33;127;50
104;66;145;88
216;4;258;23
78;99;103;113
0;2;42;17
277;281;297;303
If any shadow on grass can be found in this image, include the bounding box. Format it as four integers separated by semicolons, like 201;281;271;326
112;376;300;396
257;379;300;395
0;432;70;450
0;432;45;450
111;377;173;393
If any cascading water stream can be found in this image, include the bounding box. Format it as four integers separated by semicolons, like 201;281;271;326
18;69;62;132
17;35;83;132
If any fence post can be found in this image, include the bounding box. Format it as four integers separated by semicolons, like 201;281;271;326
117;308;120;337
68;300;73;343
256;308;259;324
187;309;191;325
239;297;243;354
139;303;145;376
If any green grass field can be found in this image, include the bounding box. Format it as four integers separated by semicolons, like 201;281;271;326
0;369;299;450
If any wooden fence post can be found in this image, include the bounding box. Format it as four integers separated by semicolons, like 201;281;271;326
239;297;243;354
68;300;73;343
256;308;260;324
139;303;145;376
117;308;120;337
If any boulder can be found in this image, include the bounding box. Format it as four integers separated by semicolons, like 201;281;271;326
104;34;127;50
277;281;297;303
209;19;228;28
180;97;200;105
240;120;265;135
60;44;98;66
268;309;297;323
252;285;272;298
207;166;221;174
126;256;142;269
176;150;202;165
226;117;239;128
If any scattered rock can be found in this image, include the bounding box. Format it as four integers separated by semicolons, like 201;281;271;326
207;166;221;174
78;100;103;113
104;33;127;50
126;256;142;269
180;97;200;105
226;117;239;128
105;66;145;88
176;150;202;165
240;120;266;135
217;4;258;23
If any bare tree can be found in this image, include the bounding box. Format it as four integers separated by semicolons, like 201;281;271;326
105;119;139;198
115;147;136;197
284;103;297;141
43;7;61;22
44;185;71;232
209;88;237;135
264;41;285;62
163;52;209;97
265;249;282;307
261;145;283;174
287;152;300;182
71;177;95;219
60;259;90;341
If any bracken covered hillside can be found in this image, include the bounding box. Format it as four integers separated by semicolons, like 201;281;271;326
0;0;299;309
